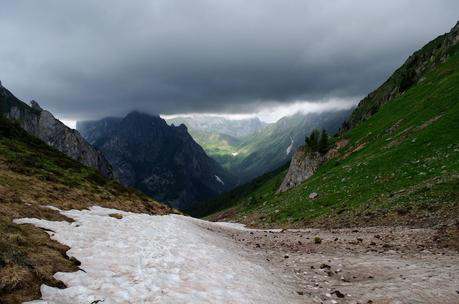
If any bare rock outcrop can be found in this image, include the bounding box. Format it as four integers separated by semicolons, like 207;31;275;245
277;147;324;193
1;84;114;178
277;139;348;193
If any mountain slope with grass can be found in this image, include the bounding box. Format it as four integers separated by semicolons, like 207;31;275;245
0;116;172;303
227;110;351;183
207;23;459;229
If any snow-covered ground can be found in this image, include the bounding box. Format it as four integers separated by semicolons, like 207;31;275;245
15;206;301;304
214;175;225;185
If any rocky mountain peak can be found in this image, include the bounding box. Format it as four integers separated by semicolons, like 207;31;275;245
77;112;236;211
176;123;188;131
30;100;43;111
124;111;166;127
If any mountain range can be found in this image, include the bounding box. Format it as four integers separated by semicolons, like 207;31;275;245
77;112;235;211
167;110;352;184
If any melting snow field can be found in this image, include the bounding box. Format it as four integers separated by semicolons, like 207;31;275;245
15;206;301;304
286;136;294;155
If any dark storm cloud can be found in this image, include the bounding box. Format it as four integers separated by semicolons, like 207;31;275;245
0;0;458;120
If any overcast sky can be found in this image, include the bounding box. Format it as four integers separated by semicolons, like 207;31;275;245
0;0;458;124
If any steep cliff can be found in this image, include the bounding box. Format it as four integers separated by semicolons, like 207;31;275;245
0;83;113;178
78;112;236;211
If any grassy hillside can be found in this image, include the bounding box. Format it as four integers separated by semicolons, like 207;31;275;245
0;117;172;303
207;37;459;230
187;129;242;167
343;21;459;130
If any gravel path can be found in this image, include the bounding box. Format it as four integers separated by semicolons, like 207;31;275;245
205;222;459;304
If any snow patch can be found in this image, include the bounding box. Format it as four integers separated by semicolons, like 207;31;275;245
231;152;239;156
16;206;300;304
215;175;224;185
286;136;294;155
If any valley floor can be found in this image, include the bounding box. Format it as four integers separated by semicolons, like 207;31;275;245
15;206;302;304
14;206;459;304
210;223;459;304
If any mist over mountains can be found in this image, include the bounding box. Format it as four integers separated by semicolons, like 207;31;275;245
166;116;267;138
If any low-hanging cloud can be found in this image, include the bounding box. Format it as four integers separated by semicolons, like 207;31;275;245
0;0;458;121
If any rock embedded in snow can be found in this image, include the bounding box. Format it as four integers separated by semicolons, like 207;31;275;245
16;206;302;304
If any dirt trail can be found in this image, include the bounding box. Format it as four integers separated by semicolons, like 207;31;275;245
202;223;459;304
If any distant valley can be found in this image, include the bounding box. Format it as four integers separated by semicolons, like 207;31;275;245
167;110;352;184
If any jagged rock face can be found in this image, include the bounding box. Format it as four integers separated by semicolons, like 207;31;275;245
77;112;235;211
277;147;324;193
0;85;113;178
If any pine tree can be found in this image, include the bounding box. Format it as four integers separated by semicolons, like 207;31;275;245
318;129;329;154
305;129;320;152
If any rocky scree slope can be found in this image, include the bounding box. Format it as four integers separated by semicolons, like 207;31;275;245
77;112;236;211
206;22;459;230
0;115;172;303
0;83;113;178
